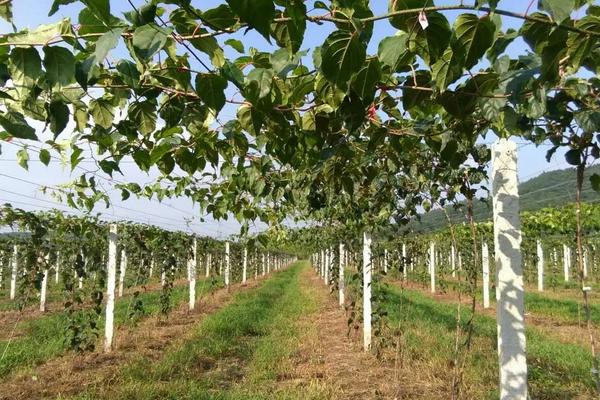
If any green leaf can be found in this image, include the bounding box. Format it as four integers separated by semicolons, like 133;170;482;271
541;26;568;83
202;4;237;31
9;47;42;94
590;174;600;192
132;149;151;171
39;149;51;166
70;146;83;170
226;0;275;41
270;48;304;77
0;111;37;140
475;0;499;9
170;9;225;68
389;3;451;65
575;110;600;133
159;96;185;126
565;148;581;165
116;60;140;88
129;101;156;135
150;141;174;164
247;68;275;99
7;21;65;45
452;14;496;69
351;57;381;103
402;71;432;111
99;159;121;177
93;28;123;64
0;0;12;23
132;24;171;60
74;106;88;132
224;39;244;53
222;60;244;90
237;104;263;135
43;46;75;87
89;98;114;129
123;3;156;26
566;16;600;70
431;48;465;91
195;73;228;111
321;30;366;89
539;0;574;22
377;33;413;72
17;148;29;170
487;28;518;63
271;3;307;54
520;12;552;54
81;0;111;25
47;100;70;137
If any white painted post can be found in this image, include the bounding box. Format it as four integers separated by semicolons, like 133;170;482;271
262;253;266;276
324;248;329;284
491;139;527;399
563;244;570;282
537;240;544;292
189;238;197;311
160;266;166;287
54;251;60;284
78;250;85;290
583;246;589;279
339;243;345;307
0;250;3;289
104;224;118;353
40;254;49;312
482;242;490;309
118;250;127;297
363;231;372;352
224;242;230;287
242;247;248;285
402;243;407;280
383;248;388;273
205;252;211;278
149;253;154;278
266;252;271;274
429;242;435;293
320;250;324;277
10;245;17;300
451;245;456;278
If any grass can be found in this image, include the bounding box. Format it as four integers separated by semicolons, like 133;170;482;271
525;291;600;325
0;278;213;377
409;273;600;326
70;261;320;400
0;274;177;311
382;283;596;399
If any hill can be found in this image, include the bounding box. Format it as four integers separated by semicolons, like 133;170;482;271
408;165;600;233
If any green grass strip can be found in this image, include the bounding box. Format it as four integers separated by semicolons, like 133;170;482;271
383;284;595;398
78;262;319;400
0;279;211;377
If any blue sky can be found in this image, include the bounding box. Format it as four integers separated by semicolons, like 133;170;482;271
0;1;584;236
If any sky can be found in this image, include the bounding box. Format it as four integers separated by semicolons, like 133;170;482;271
0;1;585;236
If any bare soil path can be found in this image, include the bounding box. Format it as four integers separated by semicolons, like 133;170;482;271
279;268;399;399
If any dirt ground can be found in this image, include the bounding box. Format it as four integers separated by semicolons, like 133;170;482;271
0;278;263;400
279;269;400;399
0;278;191;341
